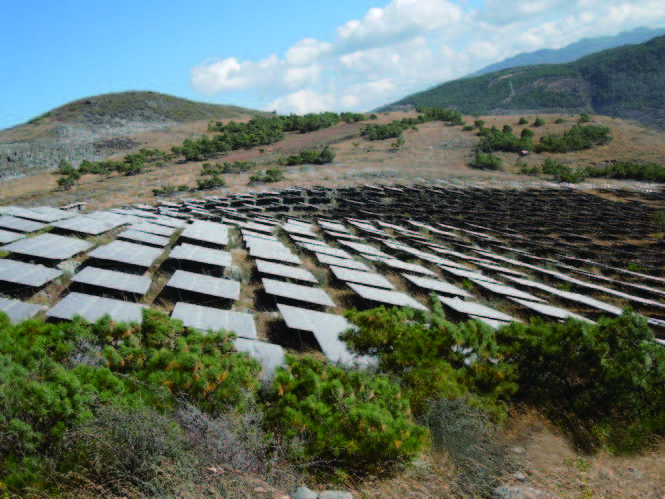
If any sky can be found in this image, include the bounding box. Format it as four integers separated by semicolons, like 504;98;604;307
1;0;665;130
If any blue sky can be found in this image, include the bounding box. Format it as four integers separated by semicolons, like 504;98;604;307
1;0;663;129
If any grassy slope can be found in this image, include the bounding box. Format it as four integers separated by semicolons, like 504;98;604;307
390;36;665;128
0;91;272;143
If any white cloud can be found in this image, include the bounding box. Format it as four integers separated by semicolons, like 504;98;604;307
191;0;665;113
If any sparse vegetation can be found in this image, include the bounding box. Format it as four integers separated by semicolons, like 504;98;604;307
249;166;285;184
536;124;612;153
471;150;503;170
276;146;335;166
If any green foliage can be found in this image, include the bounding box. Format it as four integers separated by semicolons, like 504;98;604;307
533;116;545;127
555;117;567;124
521;128;534;139
536;124;612;153
340;112;367;123
265;354;427;472
518;117;529;125
57;159;75;175
361;108;462;141
496;311;665;453
477;127;534;153
369;113;378;120
197;174;226;190
249;167;285;184
341;306;517;419
474;119;485;128
502;124;513;134
462;125;475;131
276;146;335;166
651;210;665;229
56;174;77;190
360;123;404;141
578;161;665;183
201;161;255;175
471;150;503;171
579;112;592;123
390;36;665;125
541;159;583;183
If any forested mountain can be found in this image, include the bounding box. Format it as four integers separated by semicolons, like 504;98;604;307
389;35;665;128
467;27;665;77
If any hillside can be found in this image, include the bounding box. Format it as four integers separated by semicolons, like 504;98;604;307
467;27;665;77
0;91;270;176
389;35;665;129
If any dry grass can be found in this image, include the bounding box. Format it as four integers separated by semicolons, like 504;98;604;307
3;113;664;212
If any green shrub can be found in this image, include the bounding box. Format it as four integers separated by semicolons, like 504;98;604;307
462;125;475;131
579;112;592;123
264;354;427;472
555;117;566;124
477;127;534;153
341;305;516;419
518;117;529;125
578;161;665;183
541;159;583;183
502;124;513;134
471;150;503;171
521;128;534;138
249;167;285;184
474;120;485;129
197;174;226;190
153;184;177;196
533;116;545;127
536;124;612;153
496;311;665;453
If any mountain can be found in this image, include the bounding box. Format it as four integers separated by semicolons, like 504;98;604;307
388;35;665;129
467;27;665;77
0;91;270;173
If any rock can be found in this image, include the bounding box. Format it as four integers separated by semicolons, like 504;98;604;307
319;492;352;499
292;487;318;499
494;485;543;499
513;472;528;482
510;446;525;455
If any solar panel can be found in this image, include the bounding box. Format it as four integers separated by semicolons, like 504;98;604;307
315;253;371;271
290;234;329;246
378;258;438;276
318;220;349;233
241;229;278;241
20;206;77;222
171;302;257;339
51;216;115;235
166;270;240;300
234;338;285;381
0;297;46;323
168;243;232;268
72;267;151;295
301;243;351;259
339;241;391;258
277;303;372;366
347;282;429;311
0;259;63;287
469;278;547;303
323;230;362;240
235;221;275;234
282;224;317;237
401;273;473;298
131;222;178;237
256;259;318;283
0;230;25;244
262;278;336;307
180;220;229;246
47;293;145;323
88;240;163;268
0;215;47;233
468;315;513;330
330;265;394;289
438;265;501;283
118;229;171;247
1;234;93;260
437;296;520;322
85;210;139;226
249;245;302;264
509;297;595;323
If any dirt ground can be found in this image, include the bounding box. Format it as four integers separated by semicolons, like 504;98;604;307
1;112;664;211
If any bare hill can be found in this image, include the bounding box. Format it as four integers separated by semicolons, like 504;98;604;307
0;91;270;178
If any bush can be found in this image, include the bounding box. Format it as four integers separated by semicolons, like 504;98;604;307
471;150;503;171
579;112;592;123
520;128;534;139
153;184;177;196
264;354;427;472
555;117;566;124
541;159;583;183
421;398;509;497
249;167;285;184
477;127;534;153
497;311;665;453
197;175;226;190
474;120;485;129
341;305;516;419
578;161;665;183
502;124;513;134
533;116;545;127
536;124;612;153
56;174;77;190
462;125;475;131
518;117;529;125
277;147;335;166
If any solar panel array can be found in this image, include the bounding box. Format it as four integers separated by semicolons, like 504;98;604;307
1;181;663;376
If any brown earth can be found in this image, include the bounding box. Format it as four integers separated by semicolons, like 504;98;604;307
1;112;664;211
